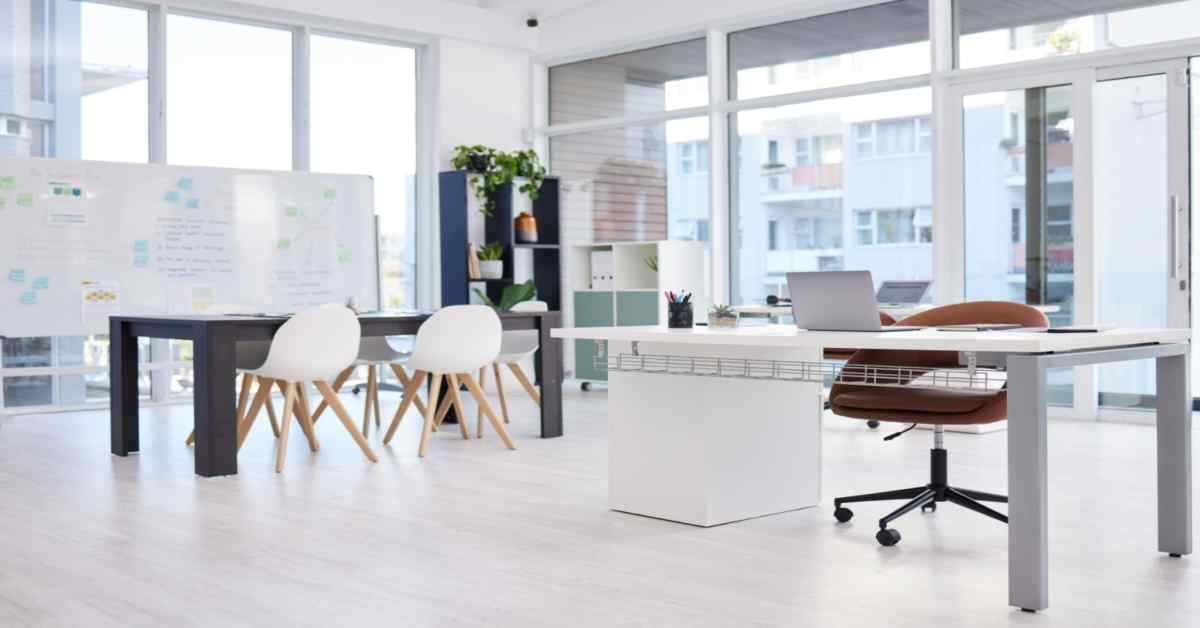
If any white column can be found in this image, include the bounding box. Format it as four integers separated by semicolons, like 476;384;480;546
292;26;311;172
706;28;729;305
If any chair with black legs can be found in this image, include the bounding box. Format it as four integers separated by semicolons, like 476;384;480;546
829;301;1048;546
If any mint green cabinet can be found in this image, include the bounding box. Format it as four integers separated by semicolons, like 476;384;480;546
616;291;659;326
574;292;614;382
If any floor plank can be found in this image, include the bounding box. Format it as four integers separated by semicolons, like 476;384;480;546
0;386;1197;627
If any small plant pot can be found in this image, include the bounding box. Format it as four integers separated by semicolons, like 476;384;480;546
479;260;503;279
708;313;739;329
667;302;694;329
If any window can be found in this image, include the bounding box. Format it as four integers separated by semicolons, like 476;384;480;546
549;38;708;125
794;138;811;165
957;0;1200;69
311;35;417;308
733;87;932;304
853;117;931;159
767;139;780;164
728;0;929;99
80;2;150;163
167;14;292;170
550;117;710;244
680;143;695;174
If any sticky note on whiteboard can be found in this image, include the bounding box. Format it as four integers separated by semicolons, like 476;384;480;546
133;239;149;253
8;268;25;282
185;198;200;209
0;176;15;189
178;177;193;190
164;190;181;203
16;193;32;207
32;276;49;290
19;291;37;305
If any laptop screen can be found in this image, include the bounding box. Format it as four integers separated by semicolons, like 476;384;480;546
875;281;930;305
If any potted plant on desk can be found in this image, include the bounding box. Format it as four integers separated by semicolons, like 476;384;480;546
477;242;505;279
708;304;739;329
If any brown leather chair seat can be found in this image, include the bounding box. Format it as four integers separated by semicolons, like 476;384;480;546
832;388;1006;425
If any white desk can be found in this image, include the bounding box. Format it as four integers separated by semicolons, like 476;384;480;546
550;324;1192;612
736;303;1062;320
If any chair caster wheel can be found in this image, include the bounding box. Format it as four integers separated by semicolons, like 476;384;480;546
834;507;853;523
581;382;592;391
867;420;880;429
921;502;937;513
876;528;901;546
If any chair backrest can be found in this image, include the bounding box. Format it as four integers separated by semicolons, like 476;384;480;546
409;305;502;374
833;301;1048;387
252;304;361;382
499;300;548;358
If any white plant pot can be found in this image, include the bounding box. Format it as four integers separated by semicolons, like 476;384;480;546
479;260;503;279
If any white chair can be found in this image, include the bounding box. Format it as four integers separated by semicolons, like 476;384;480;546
382;305;514;457
476;300;546;431
309;336;427;437
239;304;378;472
185;304;280;447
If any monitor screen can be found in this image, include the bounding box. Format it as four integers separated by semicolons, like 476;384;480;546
875;281;930;305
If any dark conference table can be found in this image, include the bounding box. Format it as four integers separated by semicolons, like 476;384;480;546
109;310;563;477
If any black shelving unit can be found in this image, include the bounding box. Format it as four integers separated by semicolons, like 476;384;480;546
439;170;561;310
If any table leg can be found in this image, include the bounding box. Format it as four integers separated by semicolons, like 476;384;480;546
192;325;239;477
1156;352;1193;556
537;313;563;438
109;319;140;456
1006;355;1049;612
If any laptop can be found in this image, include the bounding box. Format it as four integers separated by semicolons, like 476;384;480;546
875;280;931;306
786;271;923;332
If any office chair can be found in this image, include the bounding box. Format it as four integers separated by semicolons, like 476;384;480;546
828;301;1048;546
823;310;897;429
476;300;548;432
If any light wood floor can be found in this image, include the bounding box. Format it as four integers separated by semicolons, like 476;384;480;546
1;385;1198;627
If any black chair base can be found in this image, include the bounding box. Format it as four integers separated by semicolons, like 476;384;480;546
833;448;1007;546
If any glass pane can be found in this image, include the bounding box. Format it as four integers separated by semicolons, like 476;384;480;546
549;39;707;125
732;87;932;304
167;14;292;170
311;35;417;309
729;0;929;100
80;2;149;162
551;117;710;244
1096;73;1169;410
963;84;1074;404
958;0;1200;69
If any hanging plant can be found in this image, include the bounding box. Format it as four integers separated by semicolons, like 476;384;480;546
451;145;547;217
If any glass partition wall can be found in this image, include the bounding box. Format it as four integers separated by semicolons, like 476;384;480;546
540;0;1200;417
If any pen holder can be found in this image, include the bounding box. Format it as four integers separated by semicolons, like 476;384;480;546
667;302;694;329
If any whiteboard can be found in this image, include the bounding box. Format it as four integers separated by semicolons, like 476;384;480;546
0;156;378;337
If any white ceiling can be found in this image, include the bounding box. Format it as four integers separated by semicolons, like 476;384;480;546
443;0;600;19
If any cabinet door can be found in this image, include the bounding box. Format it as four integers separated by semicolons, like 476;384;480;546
574;292;613;381
616;291;659;326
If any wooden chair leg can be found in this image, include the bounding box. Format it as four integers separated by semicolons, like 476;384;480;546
461;373;515;450
312;366;354;424
476;367;487;439
433;390;453;429
445;373;470;440
314;380;378;463
507;363;541;407
294;381;319;453
492;363;511;424
262;378;281;437
418;373;444;457
237;377;275;449
390;364;428;416
275;382;297;473
362;364;377;436
383;370;427;445
277;380;318;453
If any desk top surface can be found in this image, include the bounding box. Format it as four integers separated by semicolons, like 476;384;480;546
551;324;1189;354
112;310;556;325
735;303;1062;317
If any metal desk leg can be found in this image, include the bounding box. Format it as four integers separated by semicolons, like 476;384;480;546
192;325;239;477
1006;355;1049;612
109;319;140;456
1156;353;1193;556
537;312;563;438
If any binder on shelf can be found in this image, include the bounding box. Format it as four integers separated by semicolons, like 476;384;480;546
591;250;614;290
